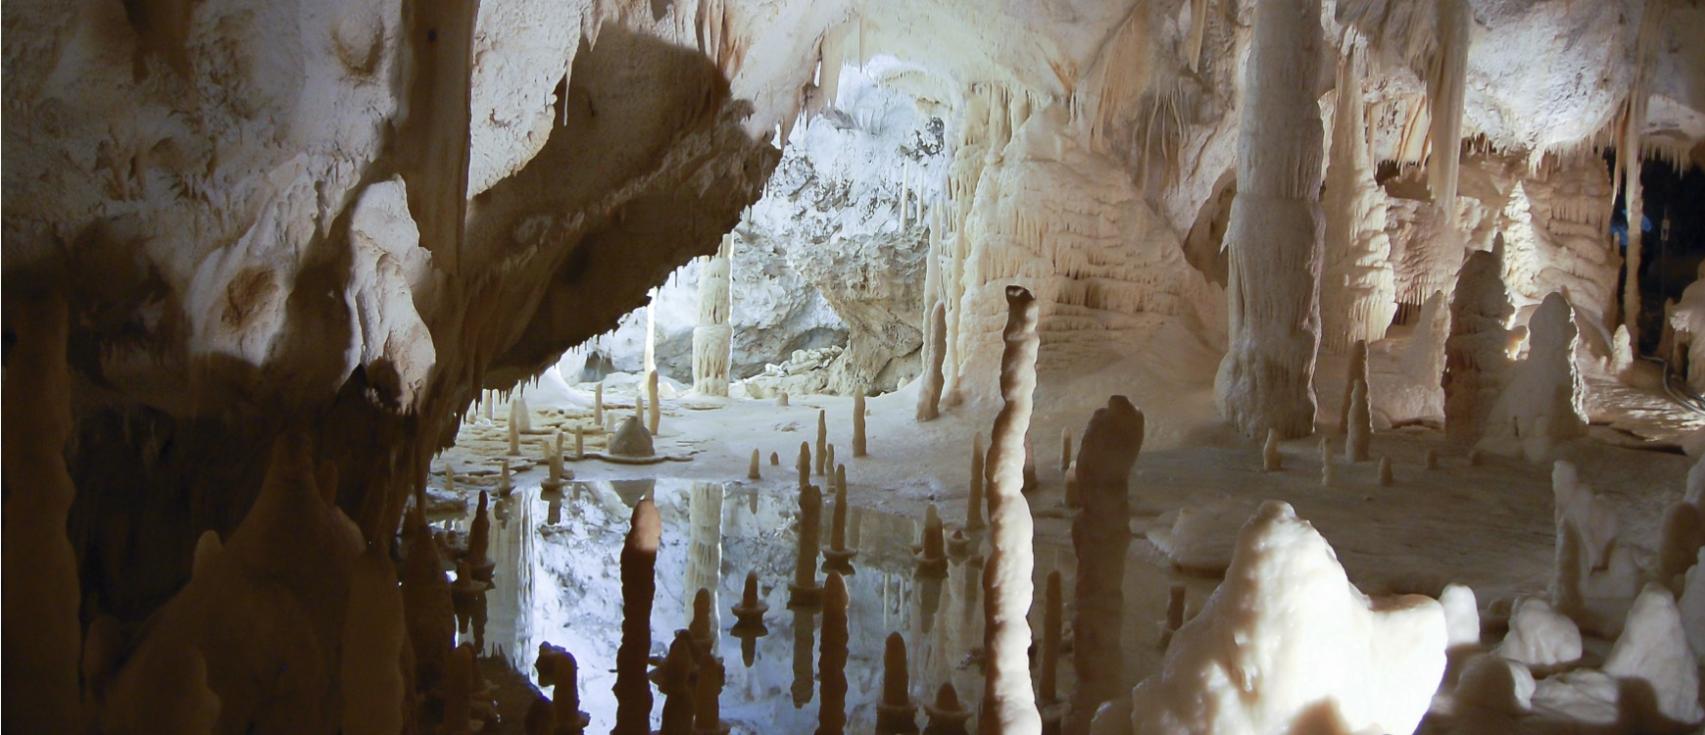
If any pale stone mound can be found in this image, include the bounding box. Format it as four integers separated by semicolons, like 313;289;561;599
1494;597;1581;669
1550;461;1641;634
1602;584;1703;726
608;416;656;459
1479;292;1587;462
1097;500;1447;735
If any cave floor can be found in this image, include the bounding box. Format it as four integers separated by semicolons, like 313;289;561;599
424;373;1696;733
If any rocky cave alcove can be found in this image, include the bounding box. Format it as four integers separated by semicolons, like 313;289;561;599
5;1;1705;734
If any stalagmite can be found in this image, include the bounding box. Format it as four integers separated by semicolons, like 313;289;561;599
689;588;716;655
1426;0;1471;227
770;451;780;466
342;545;405;735
1064;468;1080;509
484;390;495;422
1425;448;1439;470
967;433;987;532
692;236;734;396
644;294;658;376
443;644;475;735
1;295;80;733
615;499;662;735
779;391;791;407
512;390;533;434
1321;46;1395;353
508;408;522;456
540;645;590;733
1481;292;1587;461
819;572;850;735
403;508;455;691
1346;380;1371;462
467;491;494;579
924;684;973;735
1023;435;1038;493
749;449;762;480
792;605;819;708
1339;341;1369;433
1262;429;1282;471
853;393;868;457
732;571;770;630
982;286;1044;734
499;458;512;495
878;632;918;733
825;473;856;568
659;633;695;735
790;483;824;606
1444;243;1515;445
1550;461;1641;634
816;410;828;476
1378;456;1394;486
635;390;645;423
594;384;605;427
797;442;811;490
1161;585;1187;650
1071;395;1143;732
1213;0;1326;439
1039;570;1063;706
1496;597;1581;668
1603;584;1703;725
917;504;947;576
826;444;836;476
647;370;661;435
918;301;948;421
1060;429;1072;474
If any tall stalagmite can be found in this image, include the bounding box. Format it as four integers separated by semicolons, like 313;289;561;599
1214;0;1327;439
1070;395;1144;733
967;433;986;532
981;286;1043;734
1444;242;1515;445
853;393;868;458
1321;49;1395;354
693;235;735;396
918;301;948;422
1;296;81;731
615;499;662;734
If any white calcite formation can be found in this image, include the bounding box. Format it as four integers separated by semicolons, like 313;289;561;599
1214;0;1326;440
1321;50;1396;354
981;286;1042;733
1071;395;1144;733
1444;243;1516;446
1440;583;1480;649
918;300;948;422
1345;379;1372;463
691;235;735;397
1495;597;1582;669
1602;584;1703;726
1097;501;1446;735
1550;461;1642;635
1681;549;1705;663
1480;292;1586;462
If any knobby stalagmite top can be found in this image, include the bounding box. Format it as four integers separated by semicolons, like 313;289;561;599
1071;394;1143;732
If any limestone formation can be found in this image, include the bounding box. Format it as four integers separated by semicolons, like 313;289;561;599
917;504;947;576
689;587;716;655
1550;461;1642;634
1657;501;1704;591
1262;428;1282;472
442;644;475;735
1321;46;1395;354
853;393;869;457
1602;584;1702;726
1319;437;1334;488
825;474;856;568
797;442;811;490
342;545;406;735
816;410;828;476
982;286;1044;734
1100;502;1446;735
731;571;770;631
918;301;948;422
1425;448;1439;470
749;449;762;480
1214;0;1326;440
1496;597;1581;669
778;391;791;407
1071;395;1143;732
771;451;780;466
615;499;662;735
1444;242;1515;446
659;633;695;734
692;236;735;396
826;443;837;475
1481;292;1587;461
508;407;522;456
467;491;494;580
595;384;605;427
1377;457;1394;487
923;683;972;735
1059;428;1072;474
693;653;727;734
403;509;455;691
608;416;656;459
877;632;918;733
1339;340;1369;434
1346;379;1371;462
1039;570;1063;706
538;645;589;733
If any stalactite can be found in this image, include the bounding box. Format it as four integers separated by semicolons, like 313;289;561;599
981;286;1042;734
1425;0;1470;227
1621;0;1668;344
1214;0;1326;439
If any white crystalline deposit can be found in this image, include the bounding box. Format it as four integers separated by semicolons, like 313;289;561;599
1494;597;1581;669
1602;584;1703;726
1550;461;1642;635
1098;501;1446;735
1480;292;1586;462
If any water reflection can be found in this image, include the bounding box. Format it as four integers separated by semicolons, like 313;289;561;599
437;477;1184;734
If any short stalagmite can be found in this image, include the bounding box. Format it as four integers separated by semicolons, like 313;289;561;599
749;449;762;480
659;633;695;735
1339;340;1369;434
507;407;522;456
693;654;727;735
1481;292;1587;461
917;504;947;576
594;384;605;427
918;301;948;422
779;391;791;407
878;632;918;733
819;572;850;735
982;286;1043;733
924;683;972;735
1060;428;1072;474
790;484;825;606
1039;569;1062;706
1346;379;1371;462
825;473;856;568
771;451;780;466
1444;242;1515;446
797;442;811;490
732;570;770;630
1071;395;1144;732
853;393;869;457
1378;456;1394;487
1320;437;1334;488
826;444;837;475
689;587;716;655
614;499;662;735
816;409;828;475
692;235;734;397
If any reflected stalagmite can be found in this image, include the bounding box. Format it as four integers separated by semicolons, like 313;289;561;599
499;458;513;496
690;588;716;655
659;632;696;735
819;572;850;735
732;571;770;629
538;644;589;733
614;499;661;735
917;504;947;576
1072;395;1144;733
878;632;919;734
825;471;856;569
792;606;819;708
826;443;837;476
982;286;1043;733
924;683;972;735
467;491;494;580
693;654;728;734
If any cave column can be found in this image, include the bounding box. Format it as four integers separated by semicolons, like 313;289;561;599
1621;0;1668;346
691;235;734;396
1213;0;1326;438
